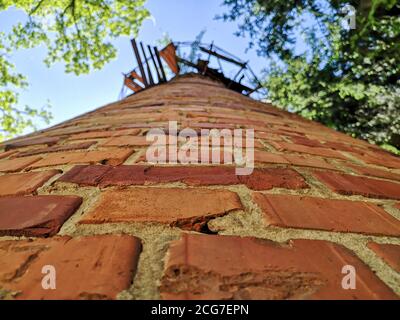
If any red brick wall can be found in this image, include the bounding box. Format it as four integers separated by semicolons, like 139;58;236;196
0;74;399;299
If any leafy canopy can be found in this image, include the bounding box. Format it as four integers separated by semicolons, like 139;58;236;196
219;0;400;151
0;0;149;141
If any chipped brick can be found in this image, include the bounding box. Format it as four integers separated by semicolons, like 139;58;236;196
253;193;400;236
160;234;397;299
0;170;60;196
0;156;42;172
80;188;242;232
314;171;400;200
0;235;141;299
0;195;82;237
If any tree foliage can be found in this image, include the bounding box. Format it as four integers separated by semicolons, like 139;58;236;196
0;0;149;141
220;0;400;151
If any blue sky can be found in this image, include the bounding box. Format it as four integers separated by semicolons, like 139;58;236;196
1;0;270;134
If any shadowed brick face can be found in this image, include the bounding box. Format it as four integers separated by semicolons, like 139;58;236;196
0;74;399;300
160;234;397;299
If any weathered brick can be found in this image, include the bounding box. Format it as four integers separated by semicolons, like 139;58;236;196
58;165;113;186
354;152;400;169
15;141;96;157
321;141;360;153
253;193;400;236
314;171;400;200
284;154;338;170
0;170;60;196
46;125;110;137
346;164;400;182
160;234;397;299
102;135;152;147
0;195;82;237
5;136;60;151
69;128;141;140
254;151;289;165
100;165;237;187
238;168;308;191
0;235;141;299
367;242;400;273
270;141;348;160
0;156;42;172
0;150;17;160
59;165;308;191
29;148;134;168
288;136;324;148
80;188;242;232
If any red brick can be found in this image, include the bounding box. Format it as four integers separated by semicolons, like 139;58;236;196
0;150;17;160
238;168;308;191
288;136;324;148
346;164;400;182
160;234;397;299
283;154;338;170
254;151;289;165
59;165;308;191
270;141;348;160
80;188;242;232
29;148;134;168
5;136;59;150
0;170;60;196
102;136;152;147
321;141;360;153
58;165;113;186
15;141;96;157
69;128;141;140
367;242;400;273
253;193;400;236
0;235;141;299
314;171;400;200
46;124;110;137
100;166;238;187
0;156;42;172
0;195;82;237
354;152;400;169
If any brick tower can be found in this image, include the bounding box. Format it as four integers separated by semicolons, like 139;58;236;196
0;73;399;299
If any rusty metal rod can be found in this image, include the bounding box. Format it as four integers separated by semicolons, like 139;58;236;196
131;39;148;87
148;45;161;83
140;42;154;86
154;46;167;82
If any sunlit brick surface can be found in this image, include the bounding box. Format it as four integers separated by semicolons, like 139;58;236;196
0;74;399;299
